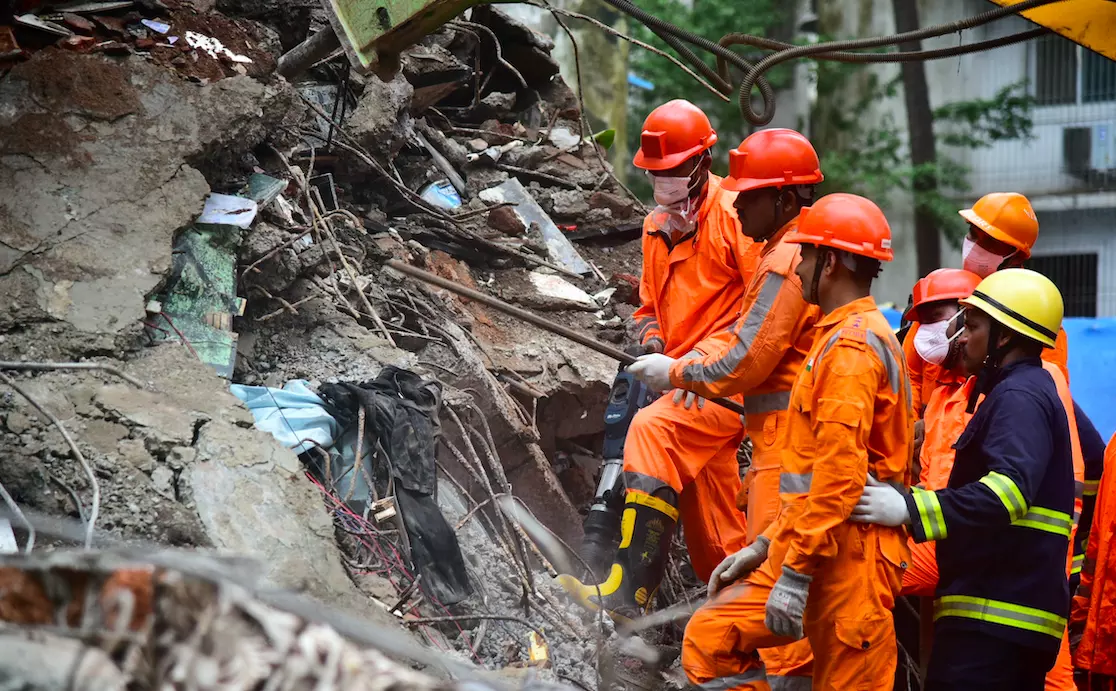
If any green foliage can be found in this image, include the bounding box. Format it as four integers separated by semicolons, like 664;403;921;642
818;73;1035;246
593;128;617;149
623;0;786;198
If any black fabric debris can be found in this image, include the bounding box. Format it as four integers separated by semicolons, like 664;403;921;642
319;366;472;605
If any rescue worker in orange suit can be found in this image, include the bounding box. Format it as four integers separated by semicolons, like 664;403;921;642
854;269;1075;691
675;193;912;691
1071;401;1106;593
905;193;1070;451
1071;431;1116;690
902;269;982;468
896;269;1088;691
558;99;761;619
628;128;822;690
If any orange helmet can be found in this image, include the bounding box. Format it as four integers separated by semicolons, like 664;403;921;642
785;193;893;262
903;268;982;321
958;192;1038;257
632;100;718;171
721;128;823;192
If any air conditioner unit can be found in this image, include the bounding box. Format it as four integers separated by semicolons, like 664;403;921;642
1091;124;1116;171
1063;124;1116;178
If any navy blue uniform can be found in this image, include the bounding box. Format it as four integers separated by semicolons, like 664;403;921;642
904;358;1075;690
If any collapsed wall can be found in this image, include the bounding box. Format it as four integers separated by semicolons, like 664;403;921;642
0;1;655;686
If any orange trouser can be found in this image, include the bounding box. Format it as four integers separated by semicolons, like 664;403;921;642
743;411;813;688
900;541;1076;691
623;393;748;582
684;522;902;690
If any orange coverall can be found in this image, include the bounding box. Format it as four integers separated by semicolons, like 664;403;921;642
1072;432;1116;685
683;297;912;690
626;174;764;581
901;363;1084;691
666;221;819;687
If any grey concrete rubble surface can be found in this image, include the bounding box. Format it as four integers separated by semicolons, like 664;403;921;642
0;4;658;686
0;50;303;342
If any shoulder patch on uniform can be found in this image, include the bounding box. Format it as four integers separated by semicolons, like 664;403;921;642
838;326;867;342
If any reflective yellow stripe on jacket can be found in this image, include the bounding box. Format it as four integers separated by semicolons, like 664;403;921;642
935;595;1067;640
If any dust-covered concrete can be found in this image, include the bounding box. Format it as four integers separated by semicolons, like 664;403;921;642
0;50;302;343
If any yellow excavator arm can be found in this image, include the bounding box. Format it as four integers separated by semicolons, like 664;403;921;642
988;0;1116;60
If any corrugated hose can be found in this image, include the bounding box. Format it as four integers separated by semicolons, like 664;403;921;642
596;0;1065;125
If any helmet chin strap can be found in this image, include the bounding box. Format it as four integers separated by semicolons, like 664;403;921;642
967;321;1014;413
808;246;826;305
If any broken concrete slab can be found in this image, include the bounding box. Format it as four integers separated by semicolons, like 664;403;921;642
0;344;404;632
526;271;599;311
549;189;590;219
347;74;415;159
478;178;592;276
0;51;302;343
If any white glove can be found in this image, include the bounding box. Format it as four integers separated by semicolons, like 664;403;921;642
850;475;912;527
672;388;706;410
708;537;769;597
627;353;676;392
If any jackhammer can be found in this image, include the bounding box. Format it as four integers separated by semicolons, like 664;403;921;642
579;363;655;579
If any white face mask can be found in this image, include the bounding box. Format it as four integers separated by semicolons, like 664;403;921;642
962;237;1012;278
650;174;693;206
914;315;964;365
650;200;700;239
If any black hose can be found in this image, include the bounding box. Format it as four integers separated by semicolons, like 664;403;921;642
717;27;1049;72
593;0;777;114
596;0;1064;125
734;0;1065;124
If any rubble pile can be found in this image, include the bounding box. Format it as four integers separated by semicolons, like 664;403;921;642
0;0;687;688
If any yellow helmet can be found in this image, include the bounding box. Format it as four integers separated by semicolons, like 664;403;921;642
960;268;1063;348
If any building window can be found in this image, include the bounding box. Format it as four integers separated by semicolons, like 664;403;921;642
1034;35;1116;106
1027;252;1099;317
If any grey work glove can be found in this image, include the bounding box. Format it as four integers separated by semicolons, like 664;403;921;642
708;537;769;598
765;565;812;640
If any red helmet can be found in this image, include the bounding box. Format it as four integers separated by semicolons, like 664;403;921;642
632;100;718;171
721;128;823;193
784;193;893;262
904;268;982;321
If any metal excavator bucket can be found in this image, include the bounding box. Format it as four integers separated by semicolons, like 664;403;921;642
277;0;485;80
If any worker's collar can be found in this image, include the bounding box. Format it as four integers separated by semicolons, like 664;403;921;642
979;355;1043;391
816;295;878;328
761;218;798;254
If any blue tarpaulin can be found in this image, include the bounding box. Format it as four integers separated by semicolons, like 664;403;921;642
1065;317;1116;441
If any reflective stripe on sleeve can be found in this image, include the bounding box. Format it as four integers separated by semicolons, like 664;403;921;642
779;471;812;494
979;471;1028;521
912;488;947;541
1012;506;1073;537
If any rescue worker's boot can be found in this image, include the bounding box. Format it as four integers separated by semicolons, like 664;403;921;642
557;492;678;622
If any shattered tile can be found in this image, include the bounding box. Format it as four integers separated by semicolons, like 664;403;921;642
61;12;96;34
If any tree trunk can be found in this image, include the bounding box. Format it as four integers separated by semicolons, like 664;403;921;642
892;0;940;278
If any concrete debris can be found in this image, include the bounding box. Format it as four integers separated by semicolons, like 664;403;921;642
527;272;599;311
348;73;416;159
479;179;593;276
0;1;666;687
